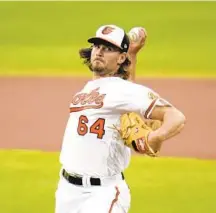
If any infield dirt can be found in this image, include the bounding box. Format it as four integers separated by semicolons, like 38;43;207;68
1;77;215;159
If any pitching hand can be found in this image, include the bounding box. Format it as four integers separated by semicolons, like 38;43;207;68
128;27;147;55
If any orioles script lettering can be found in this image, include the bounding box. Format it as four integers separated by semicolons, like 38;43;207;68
70;88;106;112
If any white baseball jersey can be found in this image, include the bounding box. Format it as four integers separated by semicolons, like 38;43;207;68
60;77;169;177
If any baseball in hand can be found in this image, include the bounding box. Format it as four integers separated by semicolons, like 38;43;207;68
128;27;147;42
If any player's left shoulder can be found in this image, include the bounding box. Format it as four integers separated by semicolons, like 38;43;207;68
128;81;159;97
112;78;159;99
117;78;145;89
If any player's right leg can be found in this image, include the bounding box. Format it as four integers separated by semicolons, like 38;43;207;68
55;175;90;213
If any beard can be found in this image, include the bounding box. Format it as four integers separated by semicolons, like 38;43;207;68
93;65;104;73
91;61;106;73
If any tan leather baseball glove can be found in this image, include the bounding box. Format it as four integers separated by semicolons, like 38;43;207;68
115;112;162;157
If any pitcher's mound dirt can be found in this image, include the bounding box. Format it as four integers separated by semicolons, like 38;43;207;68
1;77;215;159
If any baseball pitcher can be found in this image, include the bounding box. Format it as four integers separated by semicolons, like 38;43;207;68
55;24;186;213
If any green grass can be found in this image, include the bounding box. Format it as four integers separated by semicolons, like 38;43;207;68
0;2;216;77
1;150;216;213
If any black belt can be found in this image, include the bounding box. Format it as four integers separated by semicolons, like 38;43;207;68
62;169;124;186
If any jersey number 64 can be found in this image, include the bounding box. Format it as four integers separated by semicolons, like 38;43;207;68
77;115;105;139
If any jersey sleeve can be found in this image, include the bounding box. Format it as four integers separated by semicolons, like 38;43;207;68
135;86;172;119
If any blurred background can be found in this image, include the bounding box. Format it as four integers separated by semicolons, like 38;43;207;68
0;1;216;77
0;2;216;213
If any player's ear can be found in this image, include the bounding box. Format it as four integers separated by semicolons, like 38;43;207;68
117;52;127;65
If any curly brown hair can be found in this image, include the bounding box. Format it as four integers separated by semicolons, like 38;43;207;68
79;47;131;80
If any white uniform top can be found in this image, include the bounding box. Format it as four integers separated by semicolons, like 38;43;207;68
60;77;169;177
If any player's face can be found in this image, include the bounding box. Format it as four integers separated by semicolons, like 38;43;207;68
90;43;126;76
